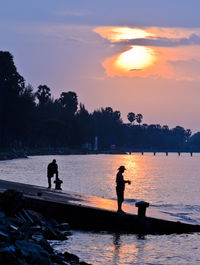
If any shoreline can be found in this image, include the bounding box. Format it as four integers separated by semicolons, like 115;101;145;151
0;148;199;161
0;148;127;161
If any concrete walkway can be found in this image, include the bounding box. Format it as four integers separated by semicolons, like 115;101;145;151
0;180;199;234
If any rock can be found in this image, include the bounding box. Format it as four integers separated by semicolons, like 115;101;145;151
63;231;72;237
0;212;6;225
7;216;25;226
0;251;22;265
56;222;70;231
0;211;6;218
0;245;16;253
1;190;24;216
47;218;58;226
31;225;42;232
0;230;9;241
64;251;79;263
27;210;44;225
21;209;34;224
0;192;88;265
43;228;66;240
0;245;25;265
43;223;66;240
8;223;19;231
80;262;92;265
9;230;22;241
61;261;71;265
31;233;43;242
0;223;9;233
15;240;51;265
18;223;33;239
50;253;65;263
38;239;54;254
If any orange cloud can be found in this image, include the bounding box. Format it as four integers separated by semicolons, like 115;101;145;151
95;26;200;80
94;26;153;42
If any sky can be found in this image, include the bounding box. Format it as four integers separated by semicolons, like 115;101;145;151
1;0;200;132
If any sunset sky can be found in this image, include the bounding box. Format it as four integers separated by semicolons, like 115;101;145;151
1;0;200;132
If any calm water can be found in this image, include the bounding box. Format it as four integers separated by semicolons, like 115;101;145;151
1;154;200;264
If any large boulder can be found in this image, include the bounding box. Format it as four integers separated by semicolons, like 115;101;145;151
1;190;24;216
15;240;51;265
64;251;79;263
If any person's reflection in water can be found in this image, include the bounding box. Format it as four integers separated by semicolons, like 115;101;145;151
112;233;121;265
112;233;147;265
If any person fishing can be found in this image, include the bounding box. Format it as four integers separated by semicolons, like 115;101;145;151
47;159;58;189
116;165;131;213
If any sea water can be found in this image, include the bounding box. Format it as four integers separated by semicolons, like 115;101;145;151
0;154;200;264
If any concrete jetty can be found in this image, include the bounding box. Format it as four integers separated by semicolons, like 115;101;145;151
0;179;199;234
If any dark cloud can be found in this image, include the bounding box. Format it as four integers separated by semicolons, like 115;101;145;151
129;68;143;71
113;34;200;47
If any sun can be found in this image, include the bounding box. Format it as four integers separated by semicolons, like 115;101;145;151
94;26;156;75
116;46;154;71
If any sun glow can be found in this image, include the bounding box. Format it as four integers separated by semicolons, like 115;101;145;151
116;46;154;70
94;27;153;42
94;26;200;78
112;27;151;41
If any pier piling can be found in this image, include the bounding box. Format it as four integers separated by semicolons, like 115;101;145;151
135;201;149;218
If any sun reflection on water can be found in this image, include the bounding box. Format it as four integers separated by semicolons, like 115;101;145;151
105;154;154;202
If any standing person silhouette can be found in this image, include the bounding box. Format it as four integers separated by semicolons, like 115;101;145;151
47;159;58;189
116;166;131;213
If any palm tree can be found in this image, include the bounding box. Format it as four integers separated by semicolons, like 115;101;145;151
35;85;51;105
136;113;143;126
127;112;135;125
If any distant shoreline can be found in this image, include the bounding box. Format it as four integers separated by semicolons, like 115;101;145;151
0;148;127;161
1;148;199;161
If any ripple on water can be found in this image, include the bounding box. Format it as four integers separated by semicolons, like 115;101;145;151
1;154;200;264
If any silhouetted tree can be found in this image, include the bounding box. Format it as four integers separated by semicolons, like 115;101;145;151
35;85;51;105
136;114;143;126
127;112;135;125
17;84;36;145
74;103;93;146
163;125;169;131
92;107;122;148
59;91;78;115
1;50;198;152
190;132;200;151
0;51;25;147
185;129;192;139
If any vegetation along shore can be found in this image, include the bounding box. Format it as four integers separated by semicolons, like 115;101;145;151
1;51;200;154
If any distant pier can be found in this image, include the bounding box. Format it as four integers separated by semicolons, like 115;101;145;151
128;151;197;156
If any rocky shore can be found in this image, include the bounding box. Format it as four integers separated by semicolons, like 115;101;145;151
0;189;91;265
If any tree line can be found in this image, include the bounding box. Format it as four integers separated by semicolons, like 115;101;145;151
1;51;200;151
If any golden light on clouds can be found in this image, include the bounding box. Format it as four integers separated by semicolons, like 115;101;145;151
95;26;200;79
95;26;156;76
95;27;152;42
116;46;155;71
